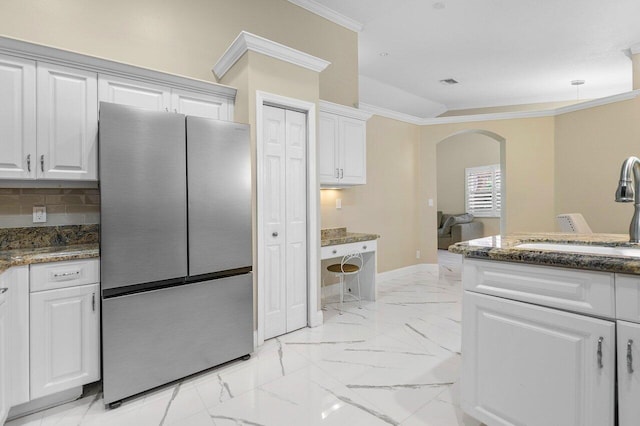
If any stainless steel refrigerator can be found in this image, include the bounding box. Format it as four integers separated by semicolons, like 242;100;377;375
98;102;253;407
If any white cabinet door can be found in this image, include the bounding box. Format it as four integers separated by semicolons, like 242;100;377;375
462;291;615;426
339;116;366;185
30;283;100;399
37;63;98;180
4;266;29;406
171;89;230;120
0;287;8;425
318;111;367;187
0;54;36;179
98;75;170;111
618;320;640;426
318;112;339;185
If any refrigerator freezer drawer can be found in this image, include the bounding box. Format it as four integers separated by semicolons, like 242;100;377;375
102;273;253;405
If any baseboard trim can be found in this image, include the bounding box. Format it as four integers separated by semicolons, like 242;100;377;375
309;309;324;328
376;263;439;282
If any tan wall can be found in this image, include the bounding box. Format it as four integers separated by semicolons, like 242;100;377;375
320;116;422;272
555;96;640;233
0;0;358;106
420;117;556;263
436;132;501;236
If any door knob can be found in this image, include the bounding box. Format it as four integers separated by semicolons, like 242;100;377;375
272;232;278;237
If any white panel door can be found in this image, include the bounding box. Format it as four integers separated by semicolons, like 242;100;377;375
462;291;615;426
98;74;170;111
284;109;307;332
263;106;287;340
37;63;98;180
262;105;308;340
30;283;100;399
171;89;230;120
0;54;36;179
0;288;8;425
339;116;366;185
318;112;339;185
618;320;640;426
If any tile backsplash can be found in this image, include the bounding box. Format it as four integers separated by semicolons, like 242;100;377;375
0;188;100;228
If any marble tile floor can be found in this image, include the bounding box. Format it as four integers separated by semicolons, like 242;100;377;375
8;252;483;426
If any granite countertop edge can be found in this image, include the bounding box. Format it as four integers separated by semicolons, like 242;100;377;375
321;232;380;247
449;232;640;275
0;244;100;274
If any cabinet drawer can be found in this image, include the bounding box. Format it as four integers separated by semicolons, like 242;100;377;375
30;259;99;292
464;259;615;318
616;274;640;322
321;240;376;260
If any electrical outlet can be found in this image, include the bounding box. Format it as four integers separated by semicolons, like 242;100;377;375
416;250;421;259
428;199;434;207
33;205;47;223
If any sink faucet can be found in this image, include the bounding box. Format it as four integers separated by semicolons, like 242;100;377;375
615;156;640;242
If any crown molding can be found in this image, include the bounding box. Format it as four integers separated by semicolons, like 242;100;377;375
360;90;640;126
358;102;424;125
287;0;364;32
319;100;372;120
0;36;236;99
213;31;331;80
553;90;640;115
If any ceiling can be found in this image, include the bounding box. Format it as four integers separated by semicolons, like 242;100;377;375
307;0;640;118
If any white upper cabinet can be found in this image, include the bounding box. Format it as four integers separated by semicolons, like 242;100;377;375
98;75;170;111
99;75;233;120
0;36;237;181
318;100;371;187
0;54;36;179
37;63;98;180
171;89;232;120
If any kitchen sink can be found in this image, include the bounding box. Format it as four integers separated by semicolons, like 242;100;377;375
515;242;640;258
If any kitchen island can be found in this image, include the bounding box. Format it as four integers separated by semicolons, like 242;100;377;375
452;232;640;426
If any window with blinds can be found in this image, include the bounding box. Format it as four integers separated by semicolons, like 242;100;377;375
465;164;501;217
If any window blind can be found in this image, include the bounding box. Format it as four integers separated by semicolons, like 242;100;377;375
465;164;501;217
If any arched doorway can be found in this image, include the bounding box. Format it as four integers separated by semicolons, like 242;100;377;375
436;130;506;238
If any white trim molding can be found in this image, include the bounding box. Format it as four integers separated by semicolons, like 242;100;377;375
255;91;321;346
287;0;364;32
376;264;439;282
358;102;424;125
319;100;373;121
0;36;236;100
361;90;640;126
213;31;331;80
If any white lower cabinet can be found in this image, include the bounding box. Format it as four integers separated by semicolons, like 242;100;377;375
462;291;615;426
617;320;640;426
30;282;100;400
0;286;9;425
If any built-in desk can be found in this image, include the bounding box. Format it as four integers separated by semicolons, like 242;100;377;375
320;228;379;302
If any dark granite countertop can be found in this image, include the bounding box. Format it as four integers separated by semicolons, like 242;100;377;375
321;227;379;247
449;232;640;275
0;243;100;274
0;225;100;275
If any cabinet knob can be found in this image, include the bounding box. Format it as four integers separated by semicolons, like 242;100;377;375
363;245;367;250
0;288;8;294
628;339;634;374
26;154;31;172
340;168;344;179
335;168;339;178
40;154;44;172
332;249;337;254
272;232;278;237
